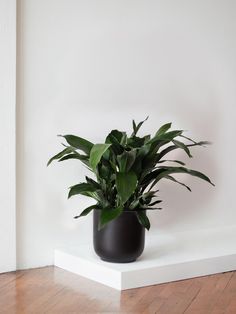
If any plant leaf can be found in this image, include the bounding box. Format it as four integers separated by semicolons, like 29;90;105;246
140;207;162;210
89;144;111;171
129;199;141;210
136;211;150;230
187;141;212;147
132;120;137;135
99;207;123;229
159;130;183;140
157;141;210;162
85;176;101;189
117;150;136;172
47;147;73;166
148;130;183;144
149;166;214;190
139;191;158;205
131;116;149;136
180;135;211;146
116;171;137;204
157;159;185;166
58;153;89;167
164;175;192;191
148;200;163;206
105;130;124;154
128;136;148;148
172;139;192;158
74;204;99;218
106;129;125;144
68;183;97;199
59;153;88;161
155;122;172;136
60;135;93;154
132;145;151;175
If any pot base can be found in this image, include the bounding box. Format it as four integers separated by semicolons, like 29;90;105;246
101;257;136;263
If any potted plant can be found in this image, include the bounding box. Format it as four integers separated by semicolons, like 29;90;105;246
48;118;214;263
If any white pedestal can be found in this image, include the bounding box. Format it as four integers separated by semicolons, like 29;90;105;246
54;226;236;290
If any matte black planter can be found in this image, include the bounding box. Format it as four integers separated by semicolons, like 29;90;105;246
93;209;145;263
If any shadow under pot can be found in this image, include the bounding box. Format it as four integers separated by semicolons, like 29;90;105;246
93;209;145;263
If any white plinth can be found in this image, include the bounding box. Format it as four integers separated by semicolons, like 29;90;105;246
54;226;236;290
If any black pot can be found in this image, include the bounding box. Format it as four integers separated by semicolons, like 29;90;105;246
93;209;145;263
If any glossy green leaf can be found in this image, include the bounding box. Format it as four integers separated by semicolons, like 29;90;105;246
106;129;124;143
148;200;162;206
140;191;157;204
156;145;179;161
149;166;214;190
159;130;183;140
136;211;150;230
157;140;210;162
148;130;183;145
89;144;111;171
59;153;88;162
141;169;163;187
74;204;99;218
129;199;141;210
105;130;124;154
164;175;192;191
187;141;212;147
155;122;172;136
117;150;136;172
131;116;149;136
60;135;93;154
157;159;185;166
47;147;73;166
85;176;101;189
132;145;151;175
116;171;137;204
68;183;97;199
140;207;162;210
132;120;137;134
99;207;123;229
58;153;89;166
180;135;211;146
172;140;192;158
127;136;147;148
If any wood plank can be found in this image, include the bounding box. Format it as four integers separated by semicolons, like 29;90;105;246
0;267;235;313
211;272;236;314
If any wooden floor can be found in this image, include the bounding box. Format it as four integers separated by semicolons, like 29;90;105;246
0;267;236;313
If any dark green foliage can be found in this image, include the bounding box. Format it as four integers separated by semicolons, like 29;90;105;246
116;172;137;205
48;119;214;229
136;211;150;230
99;207;123;230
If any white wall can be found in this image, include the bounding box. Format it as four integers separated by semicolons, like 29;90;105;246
0;0;16;272
17;0;236;268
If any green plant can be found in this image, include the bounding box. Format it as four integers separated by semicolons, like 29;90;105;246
48;118;214;230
